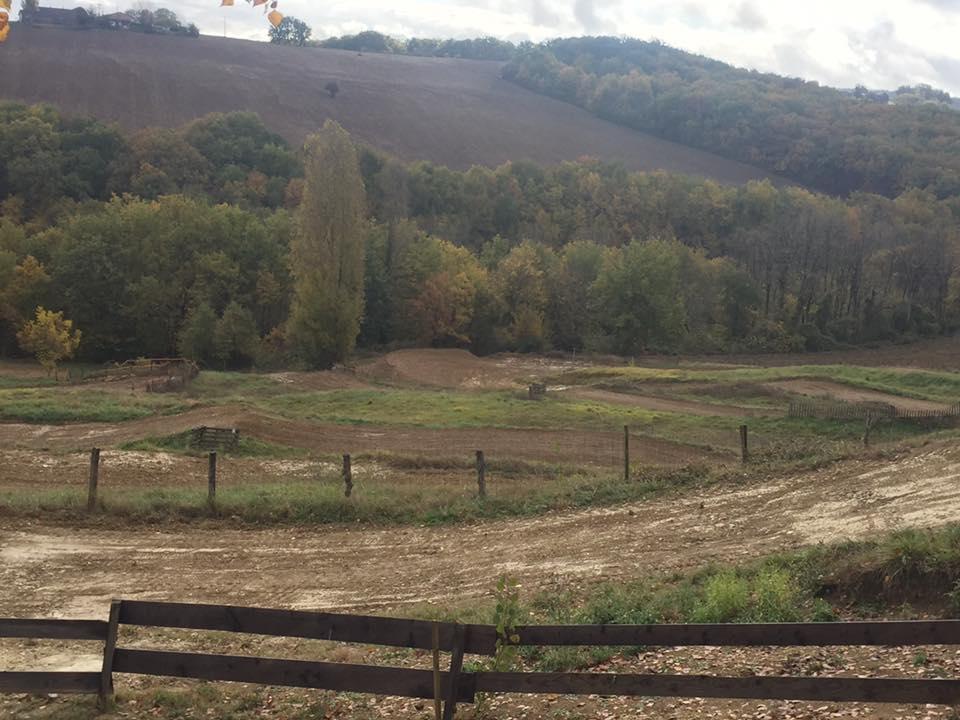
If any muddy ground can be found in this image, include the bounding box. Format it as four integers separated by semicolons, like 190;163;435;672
3;443;960;718
3;442;958;620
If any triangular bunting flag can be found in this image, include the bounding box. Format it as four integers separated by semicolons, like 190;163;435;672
267;9;283;27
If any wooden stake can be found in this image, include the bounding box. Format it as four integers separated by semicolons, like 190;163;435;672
623;425;630;481
476;450;486;498
207;451;217;506
863;413;874;447
98;599;121;710
432;623;442;720
87;448;100;512
442;624;467;720
343;454;353;498
739;425;749;464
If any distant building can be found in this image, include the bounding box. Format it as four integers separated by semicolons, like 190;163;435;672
99;12;134;29
29;6;89;28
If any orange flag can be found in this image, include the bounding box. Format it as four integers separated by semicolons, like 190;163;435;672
0;1;10;12
220;0;234;6
252;0;268;6
267;9;283;27
0;15;9;43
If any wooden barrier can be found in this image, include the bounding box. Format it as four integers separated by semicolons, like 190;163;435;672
788;399;960;422
7;603;960;713
0;618;108;695
191;426;240;451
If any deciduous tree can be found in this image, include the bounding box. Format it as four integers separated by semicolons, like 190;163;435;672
287;120;366;368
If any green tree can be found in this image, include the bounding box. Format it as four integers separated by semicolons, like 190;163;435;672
492;242;550;351
214;301;259;368
17;307;81;377
287;120;366;368
177;302;217;365
269;16;312;46
592;239;687;353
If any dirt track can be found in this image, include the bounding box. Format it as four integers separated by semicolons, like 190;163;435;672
3;442;958;622
767;379;953;412
0;404;716;466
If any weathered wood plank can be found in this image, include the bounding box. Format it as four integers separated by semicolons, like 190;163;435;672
474;672;960;705
0;672;101;694
99;600;121;708
512;621;960;648
112;649;476;701
0;618;108;641
117;601;497;655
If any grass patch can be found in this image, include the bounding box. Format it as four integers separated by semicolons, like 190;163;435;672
0;388;187;423
456;524;960;672
0;465;706;526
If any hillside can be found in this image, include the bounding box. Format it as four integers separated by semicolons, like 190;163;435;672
0;26;789;185
504;37;960;198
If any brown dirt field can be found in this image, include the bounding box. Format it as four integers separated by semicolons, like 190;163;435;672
567;387;772;418
0;27;793;185
767;379;953;412
4;444;960;718
3;442;958;621
0;405;718;466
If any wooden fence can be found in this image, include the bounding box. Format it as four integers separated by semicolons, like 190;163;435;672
788;399;960;422
190;426;241;451
5;601;960;714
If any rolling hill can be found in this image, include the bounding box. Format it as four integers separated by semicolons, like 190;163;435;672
0;26;790;185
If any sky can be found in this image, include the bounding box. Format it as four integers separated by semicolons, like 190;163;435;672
16;0;960;95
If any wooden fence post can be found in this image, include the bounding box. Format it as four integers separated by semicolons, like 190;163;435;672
476;451;486;498
442;624;467;720
343;454;353;498
739;425;749;464
207;451;217;506
623;425;630;481
863;413;874;447
432;623;442;720
98;599;121;710
87;448;100;512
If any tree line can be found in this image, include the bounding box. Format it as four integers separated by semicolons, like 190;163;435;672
0;103;957;369
502;37;960;199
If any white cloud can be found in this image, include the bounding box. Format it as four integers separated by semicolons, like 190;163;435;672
8;0;960;94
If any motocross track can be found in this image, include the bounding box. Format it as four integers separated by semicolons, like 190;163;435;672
3;442;958;621
0;404;718;466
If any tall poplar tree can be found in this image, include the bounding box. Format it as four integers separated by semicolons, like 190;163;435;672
287;120;366;368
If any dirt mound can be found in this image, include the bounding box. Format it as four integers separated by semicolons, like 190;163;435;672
767;379;952;412
356;349;511;388
0;27;791;185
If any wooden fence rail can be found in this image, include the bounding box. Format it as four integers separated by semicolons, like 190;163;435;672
0;618;107;695
6;602;960;713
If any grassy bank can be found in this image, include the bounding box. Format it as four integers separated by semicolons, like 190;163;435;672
0;464;708;526
0;387;188;423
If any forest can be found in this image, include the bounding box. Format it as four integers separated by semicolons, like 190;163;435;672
502;37;960;199
0;101;958;368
